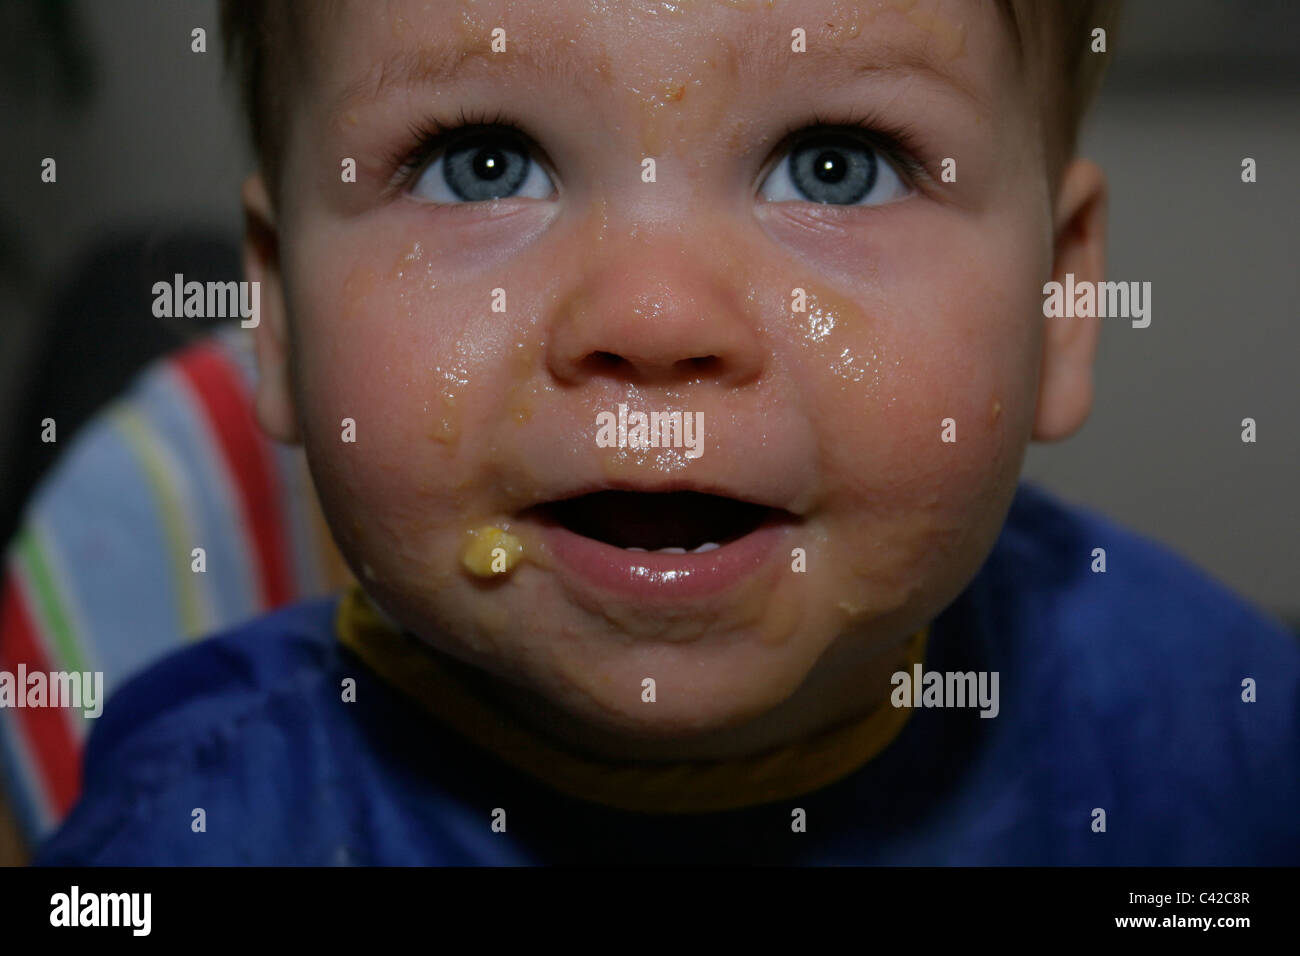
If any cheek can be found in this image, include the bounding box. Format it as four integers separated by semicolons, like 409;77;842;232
771;206;1045;608
283;232;522;566
782;218;1041;473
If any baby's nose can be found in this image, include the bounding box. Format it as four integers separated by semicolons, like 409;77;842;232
546;234;764;387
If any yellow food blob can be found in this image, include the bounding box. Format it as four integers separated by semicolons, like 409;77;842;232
461;526;524;578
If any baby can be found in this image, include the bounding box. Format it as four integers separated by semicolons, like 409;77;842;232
36;0;1298;864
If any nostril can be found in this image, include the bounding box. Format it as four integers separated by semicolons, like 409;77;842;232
590;351;625;371
571;351;727;383
677;355;722;377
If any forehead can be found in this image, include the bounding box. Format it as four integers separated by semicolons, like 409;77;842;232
316;0;1016;117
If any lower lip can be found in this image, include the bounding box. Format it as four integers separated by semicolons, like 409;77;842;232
539;521;789;603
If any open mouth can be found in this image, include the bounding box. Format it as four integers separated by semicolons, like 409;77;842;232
535;491;780;553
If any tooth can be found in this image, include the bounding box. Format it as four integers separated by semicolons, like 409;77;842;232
626;547;647;552
692;542;721;553
658;547;687;554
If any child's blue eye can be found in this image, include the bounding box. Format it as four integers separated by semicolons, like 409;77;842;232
759;134;910;206
409;128;554;203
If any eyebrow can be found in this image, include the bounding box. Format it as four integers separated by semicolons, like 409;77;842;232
332;38;611;120
333;22;988;121
722;27;990;113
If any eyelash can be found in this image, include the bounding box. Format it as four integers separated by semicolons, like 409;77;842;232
775;110;930;185
388;106;527;188
386;107;930;192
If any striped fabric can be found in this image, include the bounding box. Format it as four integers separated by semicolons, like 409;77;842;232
0;326;346;843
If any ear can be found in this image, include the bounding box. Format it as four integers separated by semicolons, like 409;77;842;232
241;173;300;444
1032;158;1107;442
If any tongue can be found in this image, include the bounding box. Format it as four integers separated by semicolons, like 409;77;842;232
547;491;767;551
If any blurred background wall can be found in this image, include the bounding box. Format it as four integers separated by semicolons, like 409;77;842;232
1022;0;1299;623
1;0;1296;621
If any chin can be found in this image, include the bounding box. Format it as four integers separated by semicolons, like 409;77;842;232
550;657;803;743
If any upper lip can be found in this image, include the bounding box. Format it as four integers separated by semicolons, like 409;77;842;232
489;401;818;517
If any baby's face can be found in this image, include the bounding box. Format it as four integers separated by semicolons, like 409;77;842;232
263;0;1063;741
